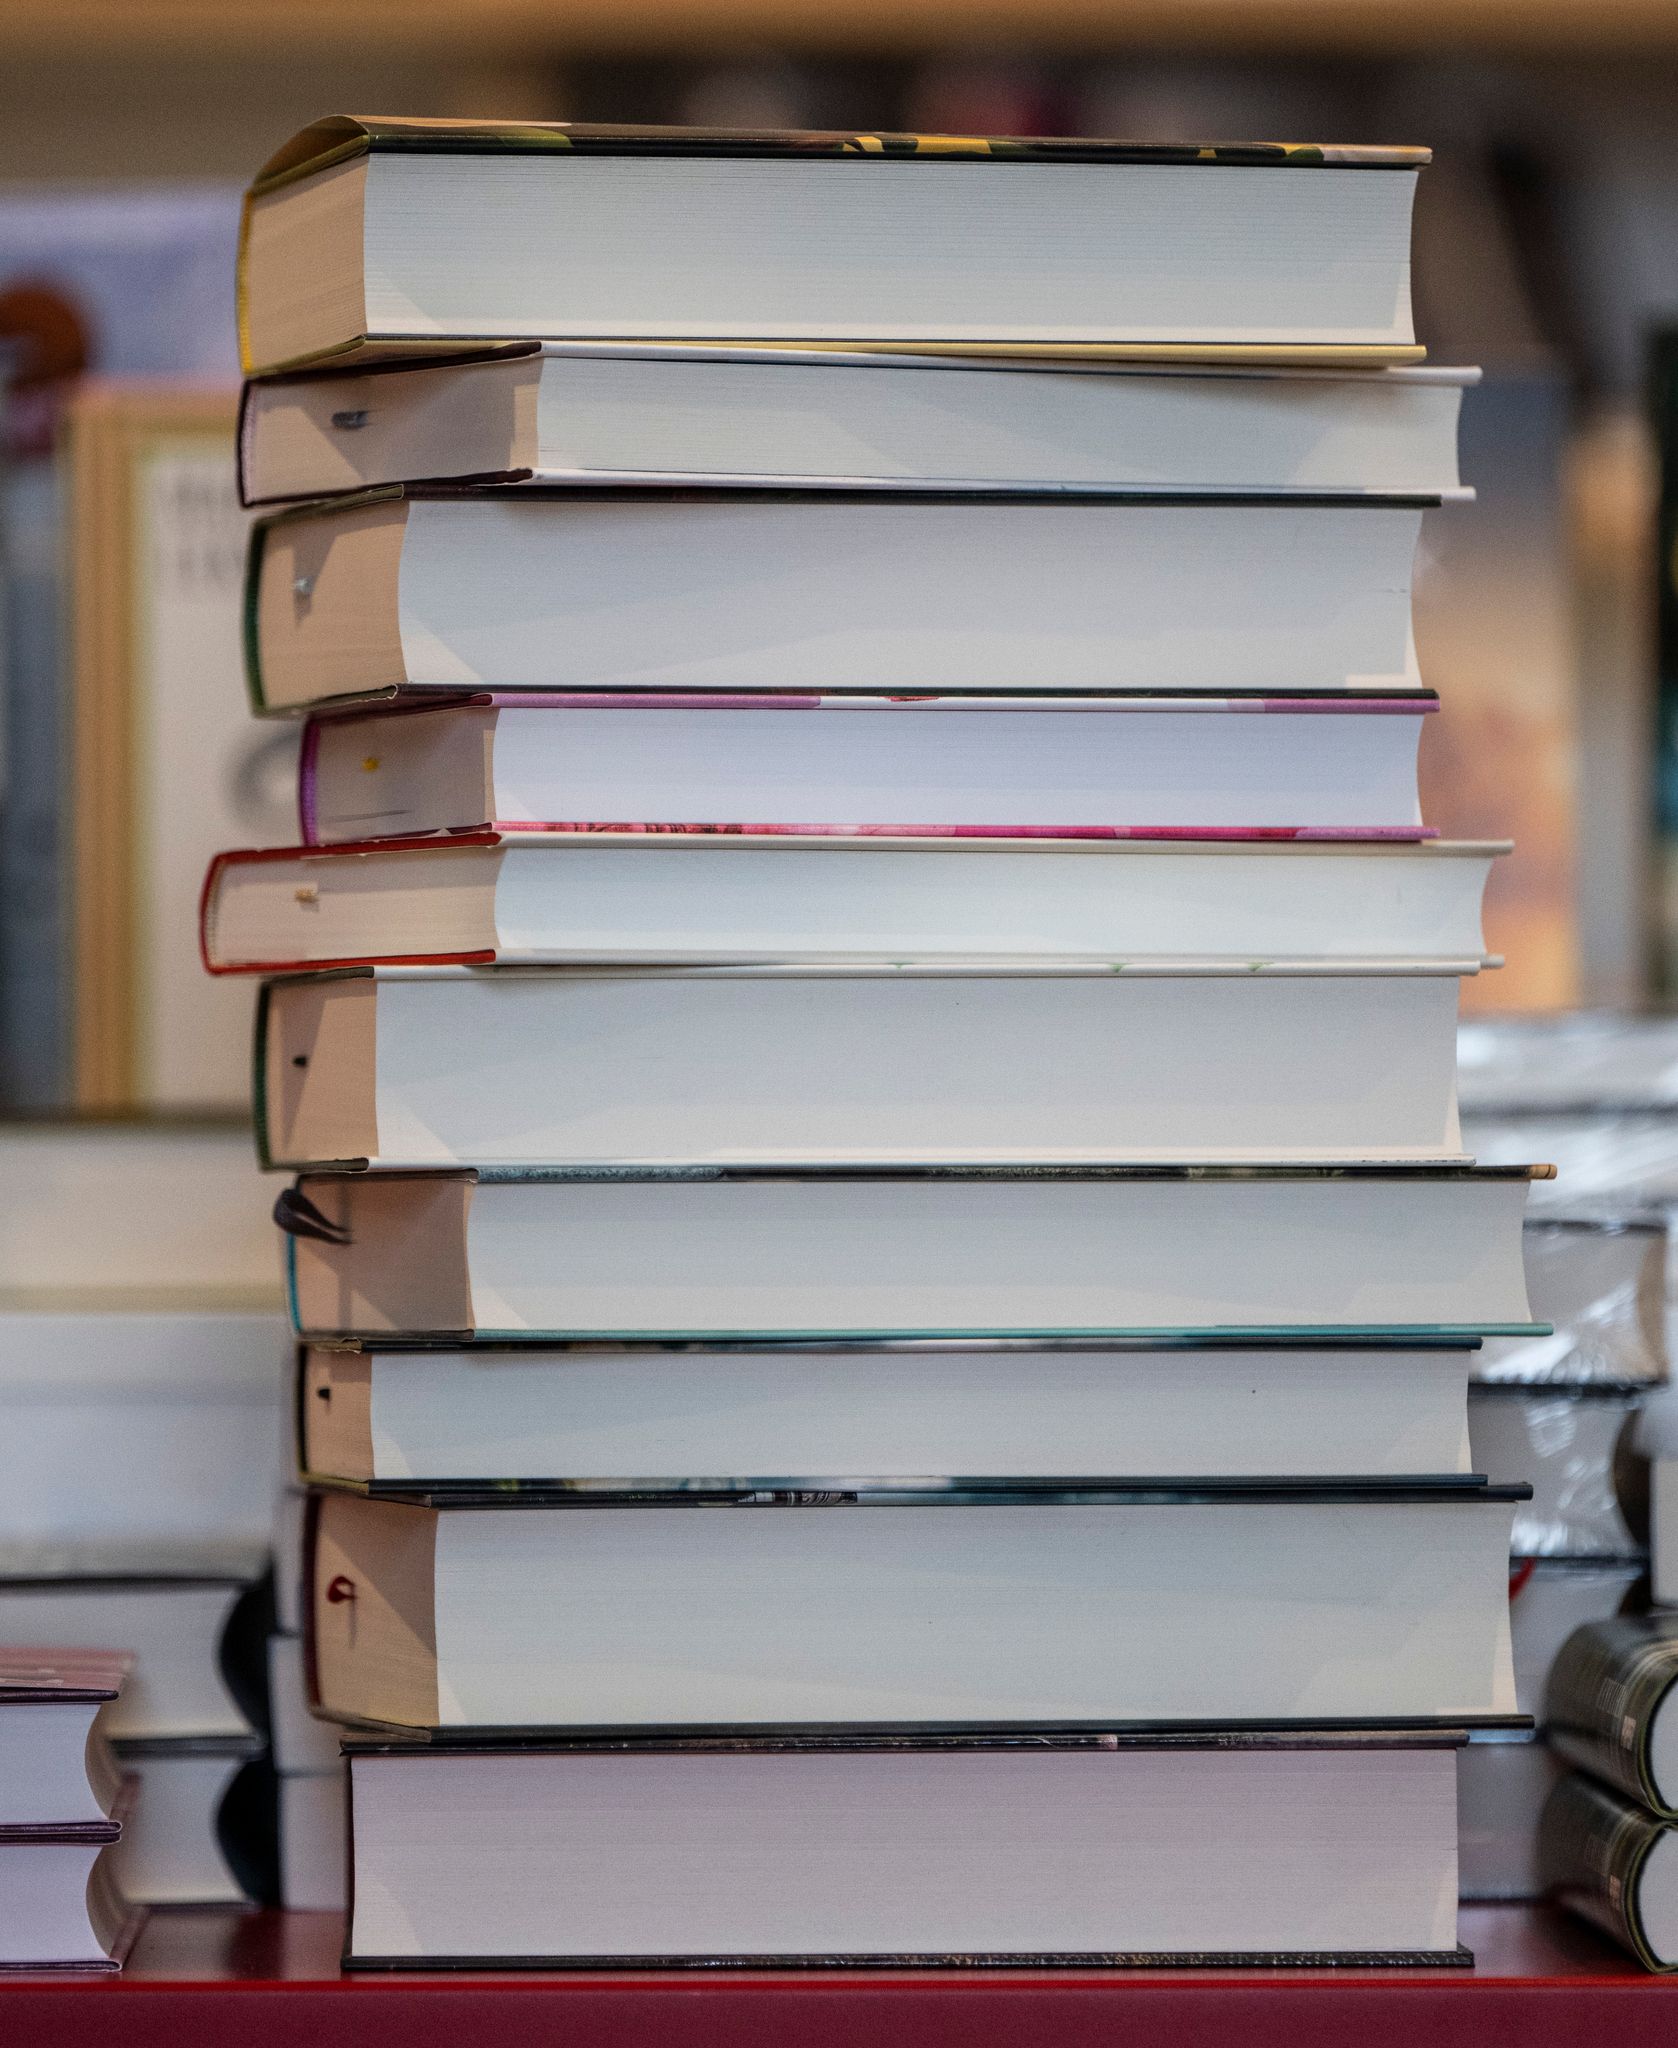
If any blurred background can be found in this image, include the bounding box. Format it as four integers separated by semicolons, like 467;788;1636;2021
5;6;1678;1110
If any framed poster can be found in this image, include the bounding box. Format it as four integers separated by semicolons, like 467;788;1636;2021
68;384;297;1110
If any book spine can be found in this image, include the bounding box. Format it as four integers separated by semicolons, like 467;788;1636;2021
1541;1770;1672;1971
1546;1620;1678;1814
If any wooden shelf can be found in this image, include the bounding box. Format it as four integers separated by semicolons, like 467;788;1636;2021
4;1906;1676;2046
10;0;1678;54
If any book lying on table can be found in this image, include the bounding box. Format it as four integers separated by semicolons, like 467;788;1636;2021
0;1651;141;1972
298;694;1436;846
308;1488;1522;1732
246;490;1431;711
1540;1771;1678;1971
277;1165;1544;1343
202;836;1503;974
0;1579;265;1742
240;350;1472;504
1546;1614;1678;1816
297;1339;1479;1490
257;967;1468;1170
107;1739;273;1907
239;120;1427;376
342;1733;1465;1968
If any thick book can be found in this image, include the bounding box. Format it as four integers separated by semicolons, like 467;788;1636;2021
0;1310;283;1570
0;1650;130;1832
276;1164;1545;1343
257;966;1467;1171
202;835;1502;976
239;120;1427;377
0;1579;263;1743
1465;1386;1644;1559
297;1338;1478;1491
1474;1217;1668;1388
0;1790;141;1974
247;489;1430;714
1546;1614;1678;1817
1540;1770;1678;1971
308;1487;1522;1732
341;1733;1465;1967
106;1738;273;1907
239;349;1471;504
299;693;1436;847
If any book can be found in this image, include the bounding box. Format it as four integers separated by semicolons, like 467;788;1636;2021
341;1733;1463;1967
0;1311;283;1570
296;1338;1478;1490
309;1488;1521;1731
0;1651;140;1973
64;385;299;1112
239;349;1473;504
238;120;1427;377
0;1650;130;1831
0;1807;141;1974
1460;1109;1678;1216
299;693;1437;846
106;1740;274;1906
1540;1770;1678;1971
257;966;1467;1172
1458;1013;1678;1113
1459;1737;1562;1901
246;489;1430;712
1546;1614;1678;1816
1508;1561;1644;1721
0;1579;263;1742
1466;1386;1644;1559
201;835;1503;976
277;1165;1544;1343
0;1123;282;1313
1474;1218;1668;1386
279;1766;347;1911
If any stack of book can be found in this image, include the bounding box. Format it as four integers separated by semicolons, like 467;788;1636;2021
211;114;1544;1967
0;1124;284;1908
0;1650;139;1972
1457;1015;1675;1900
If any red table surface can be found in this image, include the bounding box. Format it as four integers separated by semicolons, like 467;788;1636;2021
3;1904;1675;2048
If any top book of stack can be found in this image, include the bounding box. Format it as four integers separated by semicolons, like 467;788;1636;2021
238;118;1427;377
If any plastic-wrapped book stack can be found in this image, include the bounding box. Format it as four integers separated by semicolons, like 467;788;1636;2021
207;115;1543;1965
1457;1015;1676;1905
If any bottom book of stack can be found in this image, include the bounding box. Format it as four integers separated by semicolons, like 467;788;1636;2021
0;1651;141;1972
343;1732;1467;1968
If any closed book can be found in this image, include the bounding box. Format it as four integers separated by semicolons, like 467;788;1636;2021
106;1739;273;1907
257;967;1467;1172
201;835;1502;976
1540;1770;1678;1971
247;490;1432;715
1546;1614;1678;1816
308;1488;1522;1733
239;120;1426;377
0;1787;142;1973
0;1311;283;1568
1473;1216;1668;1386
1466;1386;1645;1558
0;1650;130;1833
299;693;1436;847
0;1579;263;1743
276;1164;1545;1344
342;1732;1465;1967
297;1339;1477;1492
240;349;1471;504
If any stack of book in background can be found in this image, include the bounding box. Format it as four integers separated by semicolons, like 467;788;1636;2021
0;1125;284;1911
209;114;1543;1966
1457;1015;1676;1905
